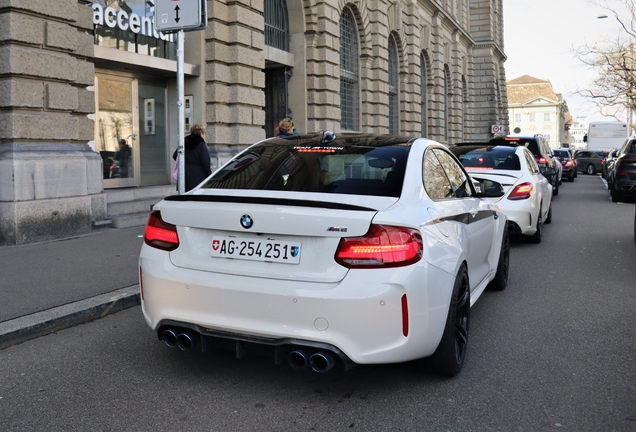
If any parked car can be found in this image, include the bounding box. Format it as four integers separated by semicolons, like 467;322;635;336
140;133;510;377
553;153;564;185
448;143;553;243
575;150;607;175
553;148;577;182
608;137;636;203
489;135;560;196
602;148;620;180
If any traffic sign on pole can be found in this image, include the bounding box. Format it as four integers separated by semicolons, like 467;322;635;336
155;0;207;33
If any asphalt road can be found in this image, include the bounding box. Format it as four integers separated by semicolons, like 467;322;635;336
0;174;634;431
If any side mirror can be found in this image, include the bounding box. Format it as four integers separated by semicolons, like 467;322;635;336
472;178;482;194
474;178;505;198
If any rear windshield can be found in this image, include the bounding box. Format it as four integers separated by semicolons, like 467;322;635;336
490;137;540;156
201;134;411;197
553;150;570;159
450;146;520;171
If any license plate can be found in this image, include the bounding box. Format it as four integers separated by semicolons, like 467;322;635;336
210;236;301;264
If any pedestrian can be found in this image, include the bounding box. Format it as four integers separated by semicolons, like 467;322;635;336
172;123;212;192
113;139;131;177
274;117;296;137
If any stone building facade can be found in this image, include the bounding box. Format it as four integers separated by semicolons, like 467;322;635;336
0;0;508;245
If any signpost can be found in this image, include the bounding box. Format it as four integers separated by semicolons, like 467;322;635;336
154;0;207;194
491;124;503;135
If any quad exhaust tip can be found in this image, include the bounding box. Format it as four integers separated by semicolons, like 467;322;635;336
288;349;337;373
162;329;199;351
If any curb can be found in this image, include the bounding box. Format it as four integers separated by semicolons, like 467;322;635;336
0;285;140;350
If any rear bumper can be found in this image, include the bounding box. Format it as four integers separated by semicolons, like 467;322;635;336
139;244;455;365
615;179;636;196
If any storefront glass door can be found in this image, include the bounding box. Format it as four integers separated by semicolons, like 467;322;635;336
138;80;169;186
95;74;138;188
95;73;170;188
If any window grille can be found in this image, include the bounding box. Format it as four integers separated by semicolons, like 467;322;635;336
388;37;399;134
340;8;360;130
264;0;290;51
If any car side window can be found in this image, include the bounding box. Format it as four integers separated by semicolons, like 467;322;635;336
423;148;477;200
423;150;454;200
524;149;539;173
432;149;474;199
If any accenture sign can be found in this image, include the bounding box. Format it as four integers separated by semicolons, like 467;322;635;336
92;1;174;42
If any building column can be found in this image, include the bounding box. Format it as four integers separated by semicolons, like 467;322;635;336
0;0;103;245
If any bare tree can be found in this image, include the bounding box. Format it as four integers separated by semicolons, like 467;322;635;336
573;0;636;127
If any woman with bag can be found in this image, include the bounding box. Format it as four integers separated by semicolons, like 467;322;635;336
172;124;212;192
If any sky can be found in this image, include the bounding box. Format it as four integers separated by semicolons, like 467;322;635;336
502;0;628;123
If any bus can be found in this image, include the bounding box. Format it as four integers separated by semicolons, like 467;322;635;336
584;122;630;152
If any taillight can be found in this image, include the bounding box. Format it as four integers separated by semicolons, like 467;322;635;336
536;157;548;165
335;225;423;268
600;158;605;163
565;160;573;167
508;182;533;200
144;210;179;251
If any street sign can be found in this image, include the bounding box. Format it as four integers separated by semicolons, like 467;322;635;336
155;0;207;33
491;124;503;134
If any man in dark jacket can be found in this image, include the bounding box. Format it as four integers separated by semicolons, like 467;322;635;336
173;124;212;192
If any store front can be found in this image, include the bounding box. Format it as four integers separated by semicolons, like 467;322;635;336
92;0;178;189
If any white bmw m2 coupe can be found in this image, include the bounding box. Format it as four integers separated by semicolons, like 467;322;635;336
139;133;509;377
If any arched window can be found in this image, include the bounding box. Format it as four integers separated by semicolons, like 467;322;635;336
388;35;399;134
264;0;290;51
443;65;450;141
339;8;359;131
420;53;428;137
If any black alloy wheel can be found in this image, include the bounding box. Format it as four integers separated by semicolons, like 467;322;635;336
611;184;622;203
488;228;509;291
428;265;470;377
587;164;596;175
529;207;542;244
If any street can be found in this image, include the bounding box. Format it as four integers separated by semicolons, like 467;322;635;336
0;174;635;431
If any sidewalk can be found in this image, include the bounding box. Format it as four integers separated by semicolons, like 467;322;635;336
0;226;146;350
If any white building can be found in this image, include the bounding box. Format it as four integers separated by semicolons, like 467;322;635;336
506;75;572;148
569;117;589;150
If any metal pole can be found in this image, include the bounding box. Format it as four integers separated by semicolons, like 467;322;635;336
177;29;185;195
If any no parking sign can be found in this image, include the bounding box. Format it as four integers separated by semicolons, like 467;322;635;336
491;124;504;134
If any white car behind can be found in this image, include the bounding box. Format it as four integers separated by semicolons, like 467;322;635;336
448;143;553;243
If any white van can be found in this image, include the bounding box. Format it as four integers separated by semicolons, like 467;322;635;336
584;122;630;152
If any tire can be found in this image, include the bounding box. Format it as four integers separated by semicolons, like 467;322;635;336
574;169;578;178
428;265;470;377
528;208;542;244
633;205;636;243
568;172;575;182
587;164;596;175
553;180;559;196
488;229;509;291
610;185;622;203
544;203;552;224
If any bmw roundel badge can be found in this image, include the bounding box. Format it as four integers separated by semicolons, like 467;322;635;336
240;214;253;229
